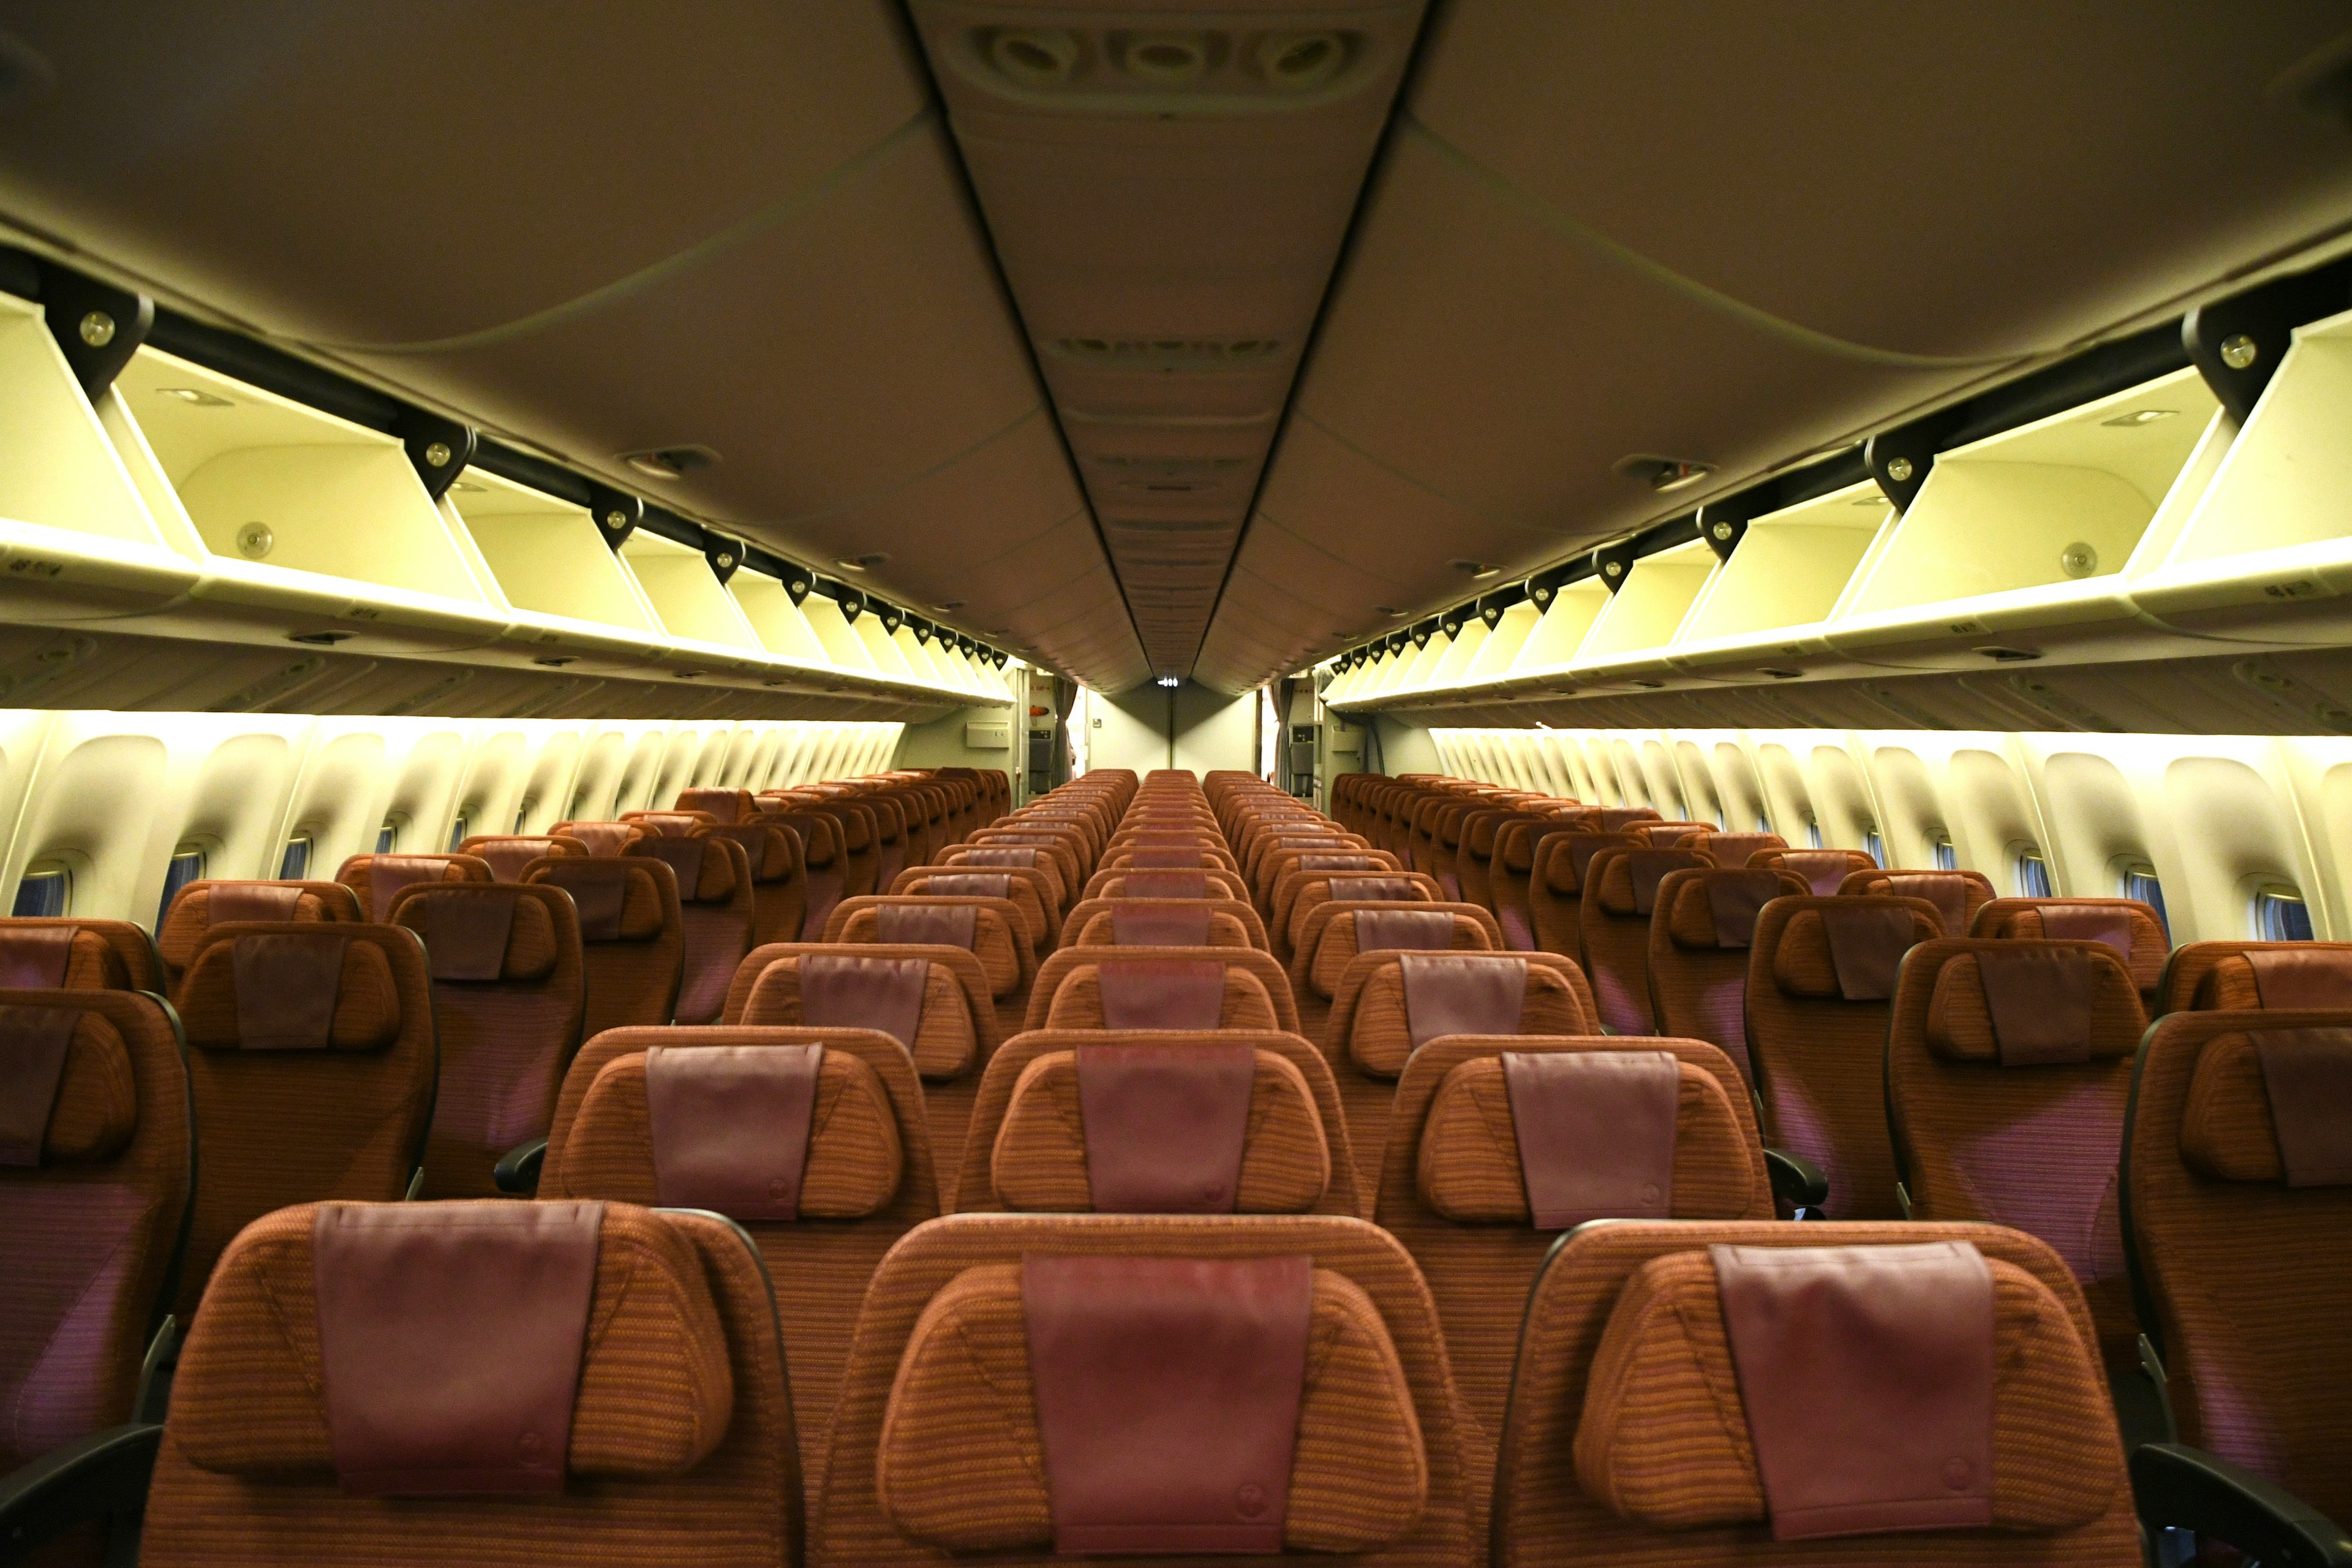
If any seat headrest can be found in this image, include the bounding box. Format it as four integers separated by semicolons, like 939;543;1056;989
1977;900;2167;992
625;811;712;838
170;1202;731;1490
960;847;1040;869
525;859;671;943
1591;848;1713;916
1771;901;1940;1001
1351;908;1464;953
628;835;740;905
158;881;360;969
1757;849;1880;895
2193;946;2352;1011
552;821;644;858
675;787;752;824
878;1257;1427;1555
0;922;135;990
1689;832;1785;869
1047;965;1278;1033
1396;953;1529;1052
2182;1024;2352;1187
556;1041;903;1220
336;854;495;922
992;1044;1328;1213
1664;869;1806;950
1539;834;1629;894
461;835;590;881
390;884;567;984
0;998;138;1165
1842;869;1996;937
700;821;799;882
922;872;1012;901
1107;903;1213;946
1920;943;2144;1065
178;927;413;1052
875;902;978;949
1122;871;1210;899
1574;1242;2116;1539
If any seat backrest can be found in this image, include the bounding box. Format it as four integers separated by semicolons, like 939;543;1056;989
1646;865;1811;1083
522;856;684;1036
1278;870;1444;959
1971;897;2169;1008
940;845;1068;912
1840;866;1997;937
541;1024;937;1483
1065;901;1259;951
1084;866;1252;907
1685;830;1788;870
2158;938;2352;1014
169;922;436;1319
387;882;585;1198
1627;820;1715;846
965;831;1085;904
1491;1220;2138;1567
891;867;1057;952
954;1028;1361;1219
1579;846;1716;1034
823;895;1031;998
701;819;810;948
0;916;164;991
1753;846;1880;894
627;834;756;1025
623;809;718;839
813;1211;1478;1566
1378;1035;1771;1437
1888;938;2146;1368
726;946;993;1082
675;785;756;824
2123;1008;2352;1524
0;987;190;1472
1024;945;1301;1034
335;851;495;921
459;832;592;881
1526;832;1633;964
1297;902;1501;1001
1744;895;1943;1220
142;1200;802;1568
1487;818;1563;952
1330;951;1598;1080
549;819;650;857
157;880;363;992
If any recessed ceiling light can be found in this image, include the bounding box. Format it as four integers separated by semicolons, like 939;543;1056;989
2101;409;2177;428
1374;605;1404;617
1614;453;1715;492
619;445;718;482
1448;559;1501;579
834;552;890;573
156;386;233;407
1155;676;1180;688
934;600;965;610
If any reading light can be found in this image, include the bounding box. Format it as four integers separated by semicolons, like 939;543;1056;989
2100;409;2177;428
1156;676;1180;688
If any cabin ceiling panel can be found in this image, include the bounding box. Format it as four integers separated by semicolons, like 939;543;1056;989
1408;2;2352;362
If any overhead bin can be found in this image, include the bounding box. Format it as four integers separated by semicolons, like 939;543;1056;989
1569;537;1716;679
1668;480;1894;677
1463;598;1539;680
617;527;766;671
2134;303;2352;647
443;469;662;668
1826;365;2226;669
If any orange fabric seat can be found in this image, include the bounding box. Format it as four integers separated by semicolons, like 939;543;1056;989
156;880;362;994
1526;832;1632;967
1491;1220;2139;1566
1579;845;1716;1034
627;832;756;1024
333;852;494;922
168;922;436;1319
1646;865;1811;1083
1062;899;1263;951
701;817;811;948
2158;938;2352;1014
1969;897;2170;1012
458;832;592;881
1752;846;1879;895
1295;902;1501;1000
890;865;1058;952
388;881;586;1198
935;844;1068;913
1276;870;1444;960
522;855;685;1035
1327;950;1597;1080
1023;945;1301;1035
0;916;164;991
822;895;1032;998
1841;865;1997;936
721;943;998;1080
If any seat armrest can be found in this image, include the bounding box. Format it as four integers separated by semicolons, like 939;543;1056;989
1763;1147;1829;1213
0;1423;162;1558
494;1137;548;1195
2130;1444;2352;1566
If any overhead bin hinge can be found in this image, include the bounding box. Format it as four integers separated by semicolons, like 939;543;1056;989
837;587;865;623
393;411;476;502
1864;413;1961;513
910;617;933;644
1409;617;1439;648
703;535;742;584
1591;541;1638;594
586;485;641;550
878;603;904;634
34;258;151;399
2185;261;2352;424
783;568;813;605
1697;492;1771;562
1439;606;1467;639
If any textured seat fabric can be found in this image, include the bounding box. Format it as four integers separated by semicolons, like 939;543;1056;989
1490;1220;2139;1566
952;1029;1362;1219
522;855;685;1035
389;883;586;1199
701;819;811;948
813;1212;1479;1566
628;832;756;1024
724;946;995;1080
0;916;164;992
156;880;363;993
891;865;1058;952
1064;901;1261;952
550;819;650;857
1970;897;2168;1007
141;1201;802;1568
1526;832;1633;967
0;988;190;1474
1887;939;2146;1370
1023;946;1302;1034
1378;1035;1771;1444
458;832;592;881
2123;1008;2352;1526
1753;847;1879;895
1841;867;1998;937
1648;866;1811;1083
1579;845;1716;1034
540;1025;938;1493
1297;903;1502;1000
823;895;1033;997
1746;895;1945;1221
334;851;494;922
168;922;437;1319
1276;871;1446;962
938;845;1068;915
1328;951;1597;1079
2157;939;2352;1014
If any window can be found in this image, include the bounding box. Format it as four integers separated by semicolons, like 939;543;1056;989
1805;818;1824;850
158;846;206;929
376;821;398;854
2015;849;2054;899
2121;863;2169;939
11;864;70;918
1713;807;1727;830
514;802;533;833
447;816;469;853
1755;815;1772;834
1863;829;1885;867
2254;886;2315;942
278;835;312;880
1933;835;1958;872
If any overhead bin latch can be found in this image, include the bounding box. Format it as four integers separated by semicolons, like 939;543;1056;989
1590;541;1637;594
703;533;742;584
2184;259;2352;424
393;410;477;502
32;258;151;400
1863;415;1959;514
587;484;641;551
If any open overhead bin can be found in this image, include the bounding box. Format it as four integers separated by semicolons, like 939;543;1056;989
1668;480;1894;679
1569;535;1716;683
